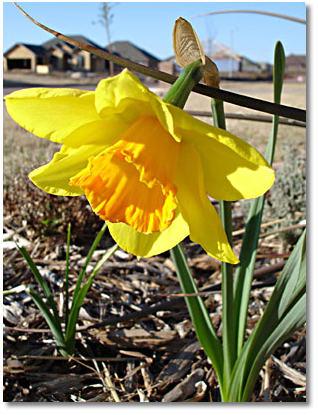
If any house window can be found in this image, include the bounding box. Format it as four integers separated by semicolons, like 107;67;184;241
77;55;85;69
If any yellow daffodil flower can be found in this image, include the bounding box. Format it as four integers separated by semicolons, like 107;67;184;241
5;69;274;263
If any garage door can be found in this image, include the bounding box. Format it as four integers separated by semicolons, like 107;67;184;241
7;58;31;70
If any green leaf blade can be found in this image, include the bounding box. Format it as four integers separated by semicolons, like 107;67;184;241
229;230;306;401
65;243;118;354
70;222;108;308
170;244;224;388
233;41;286;355
16;243;62;332
27;287;67;357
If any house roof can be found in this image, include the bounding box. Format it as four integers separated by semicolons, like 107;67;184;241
4;43;47;57
42;35;104;51
108;41;160;63
201;39;242;62
285;54;306;65
240;56;261;68
161;55;176;63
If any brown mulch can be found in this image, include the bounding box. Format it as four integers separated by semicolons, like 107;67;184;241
3;172;306;402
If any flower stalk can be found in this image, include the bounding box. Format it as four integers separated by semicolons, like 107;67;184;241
211;97;236;398
163;59;204;107
165;58;226;390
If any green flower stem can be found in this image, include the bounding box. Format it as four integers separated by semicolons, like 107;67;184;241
211;98;236;395
165;60;228;396
170;244;224;387
163;59;204;108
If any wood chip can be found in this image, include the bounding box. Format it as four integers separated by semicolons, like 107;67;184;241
271;355;306;387
162;368;205;402
158;341;201;387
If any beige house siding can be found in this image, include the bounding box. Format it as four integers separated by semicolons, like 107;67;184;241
71;50;106;72
4;38;156;74
90;55;105;72
4;44;37;71
285;55;306;75
49;48;65;70
82;50;92;71
158;57;179;87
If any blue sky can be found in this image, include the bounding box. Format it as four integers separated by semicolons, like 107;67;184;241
3;1;307;64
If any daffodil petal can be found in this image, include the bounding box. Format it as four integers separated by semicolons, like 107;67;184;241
167;105;274;200
95;69;152;119
95;69;182;142
176;142;239;264
194;132;274;200
29;119;120;196
108;207;189;258
70;115;180;233
5;87;99;143
62;118;129;149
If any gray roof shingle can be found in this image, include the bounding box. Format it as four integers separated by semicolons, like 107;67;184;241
4;43;47;56
108;41;159;63
42;35;104;51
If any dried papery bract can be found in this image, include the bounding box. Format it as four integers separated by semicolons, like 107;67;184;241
173;17;220;88
203;56;221;88
173;17;206;66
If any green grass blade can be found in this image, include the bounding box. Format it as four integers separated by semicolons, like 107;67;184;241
233;41;286;354
90;244;118;278
289;257;306;306
64;243;118;354
26;287;67;357
276;232;306;318
241;292;306;401
228;229;306;401
16;243;62;332
170;244;224;388
71;222;108;308
64;223;71;327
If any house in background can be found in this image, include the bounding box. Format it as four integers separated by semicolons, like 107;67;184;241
109;41;160;70
285;54;306;75
3;43;49;73
42;35;109;72
158;55;179;76
199;39;272;78
210;41;242;74
3;37;160;77
4;36;284;81
208;40;264;76
158;56;180;87
4;35;114;74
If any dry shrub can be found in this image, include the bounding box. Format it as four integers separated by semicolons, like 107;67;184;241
3;169;108;248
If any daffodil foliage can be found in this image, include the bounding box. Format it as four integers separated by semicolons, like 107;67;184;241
5;69;274;263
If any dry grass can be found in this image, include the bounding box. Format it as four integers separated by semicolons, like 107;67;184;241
3;105;60;185
186;80;306;160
